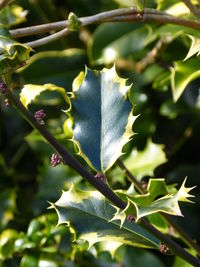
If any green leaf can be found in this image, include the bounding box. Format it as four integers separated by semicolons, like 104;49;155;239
0;5;27;28
0;188;16;231
52;184;160;249
112;178;195;223
122;246;165;267
68;66;136;173
0;29;32;75
123;139;167;180
112;0;133;7
170;58;200;102
88;23;156;65
18;48;87;88
133;0;145;11
157;1;190;16
184;35;200;61
20;83;69;108
20;255;39;267
0;229;18;259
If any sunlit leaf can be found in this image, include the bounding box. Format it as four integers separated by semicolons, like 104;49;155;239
0;5;27;28
20;83;69;108
157;1;190;16
0;29;32;75
171;58;200;102
184;35;200;61
112;0;133;7
68;66;137;173
112;178;195;223
123;139;167;180
133;0;145;11
52;184;160;249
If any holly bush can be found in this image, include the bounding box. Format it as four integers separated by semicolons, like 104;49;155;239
1;0;200;266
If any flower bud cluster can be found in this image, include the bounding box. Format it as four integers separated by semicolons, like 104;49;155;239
51;153;62;167
34;109;46;125
0;81;7;94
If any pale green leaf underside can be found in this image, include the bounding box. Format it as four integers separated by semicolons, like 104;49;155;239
112;178;195;223
123;139;167;180
69;66;136;173
20;83;69;108
52;185;160;249
171;58;200;102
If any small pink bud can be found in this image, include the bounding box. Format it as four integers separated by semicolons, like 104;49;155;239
136;12;143;20
34;109;46;125
0;81;7;94
51;153;62;167
160;243;171;255
128;214;134;222
95;173;106;183
4;99;10;107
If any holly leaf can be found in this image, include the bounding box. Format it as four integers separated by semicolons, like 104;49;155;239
170;58;200;102
0;5;27;28
112;178;195;223
0;29;32;75
20;83;69;108
51;184;160;249
122;139;167;181
133;0;145;11
112;0;133;7
184;35;200;61
68;66;137;173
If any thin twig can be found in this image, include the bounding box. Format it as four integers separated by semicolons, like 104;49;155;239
4;88;200;266
9;8;200;48
117;159;200;256
135;36;172;72
181;0;200;20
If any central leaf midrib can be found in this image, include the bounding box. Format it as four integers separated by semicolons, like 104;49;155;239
100;73;103;172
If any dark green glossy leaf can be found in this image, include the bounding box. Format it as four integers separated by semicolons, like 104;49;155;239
88;23;156;64
18;49;87;88
68;66;136;172
122;246;165;267
52;185;160;249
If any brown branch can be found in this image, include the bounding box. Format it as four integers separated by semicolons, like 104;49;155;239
135;36;172;73
117;159;200;256
9;8;200;48
4;88;200;266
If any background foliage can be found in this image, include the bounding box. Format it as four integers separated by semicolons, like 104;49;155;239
1;0;200;266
